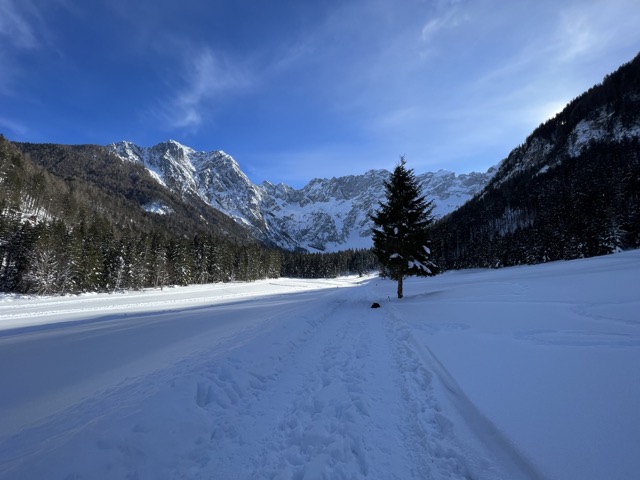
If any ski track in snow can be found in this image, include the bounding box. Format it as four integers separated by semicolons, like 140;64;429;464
1;251;639;479
383;307;543;480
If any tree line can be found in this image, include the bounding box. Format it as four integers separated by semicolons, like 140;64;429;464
0;214;284;294
281;249;378;279
0;211;378;294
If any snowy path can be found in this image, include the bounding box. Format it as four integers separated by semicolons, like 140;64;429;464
0;279;346;331
1;278;528;479
1;251;639;479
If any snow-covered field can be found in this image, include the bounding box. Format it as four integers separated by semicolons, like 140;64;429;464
1;251;639;479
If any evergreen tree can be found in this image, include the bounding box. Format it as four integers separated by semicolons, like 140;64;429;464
371;157;438;298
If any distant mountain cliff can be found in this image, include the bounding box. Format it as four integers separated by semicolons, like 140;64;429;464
109;140;494;252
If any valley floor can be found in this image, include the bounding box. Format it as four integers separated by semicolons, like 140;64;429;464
1;251;639;479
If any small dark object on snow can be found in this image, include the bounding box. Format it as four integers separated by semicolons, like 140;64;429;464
371;302;381;309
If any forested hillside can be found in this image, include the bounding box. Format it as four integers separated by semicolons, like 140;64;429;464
431;52;640;269
0;138;284;293
0;138;378;293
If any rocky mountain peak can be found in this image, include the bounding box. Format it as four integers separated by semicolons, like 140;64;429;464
109;140;494;252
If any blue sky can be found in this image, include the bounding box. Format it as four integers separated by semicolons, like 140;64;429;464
1;0;639;187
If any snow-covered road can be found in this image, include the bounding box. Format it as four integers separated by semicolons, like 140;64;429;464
1;252;639;479
0;288;336;438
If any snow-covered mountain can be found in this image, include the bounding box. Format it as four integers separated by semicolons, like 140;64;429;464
491;104;640;190
109;140;494;252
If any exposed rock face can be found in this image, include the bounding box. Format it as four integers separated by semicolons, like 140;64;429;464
110;140;494;251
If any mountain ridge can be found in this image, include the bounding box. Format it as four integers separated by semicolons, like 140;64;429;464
108;140;495;252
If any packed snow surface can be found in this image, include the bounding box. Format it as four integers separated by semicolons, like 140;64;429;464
1;251;639;479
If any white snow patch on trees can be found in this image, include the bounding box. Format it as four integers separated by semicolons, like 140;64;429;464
142;202;173;215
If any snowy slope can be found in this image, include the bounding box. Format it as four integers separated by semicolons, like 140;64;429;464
492;100;640;189
1;250;639;479
109;141;494;252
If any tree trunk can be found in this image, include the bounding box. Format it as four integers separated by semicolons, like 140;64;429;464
397;273;403;299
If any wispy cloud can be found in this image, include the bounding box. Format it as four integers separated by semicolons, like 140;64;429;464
420;4;468;44
0;0;70;94
558;12;597;61
0;0;70;50
327;0;640;175
555;0;640;62
160;46;254;129
268;41;318;74
0;0;39;48
0;0;37;92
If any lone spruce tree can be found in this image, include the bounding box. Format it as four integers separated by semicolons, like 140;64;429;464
371;156;438;298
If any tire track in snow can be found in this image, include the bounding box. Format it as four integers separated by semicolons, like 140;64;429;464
383;304;547;480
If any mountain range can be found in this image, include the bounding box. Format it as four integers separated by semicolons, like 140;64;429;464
108;140;494;252
102;51;640;257
2;51;639;296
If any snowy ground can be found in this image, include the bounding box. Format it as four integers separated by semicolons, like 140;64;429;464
1;251;639;479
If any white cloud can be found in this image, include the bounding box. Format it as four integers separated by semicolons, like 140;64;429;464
0;0;38;92
420;6;468;44
161;46;253;129
555;0;640;62
0;0;71;94
0;0;39;48
269;41;318;74
558;12;596;61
